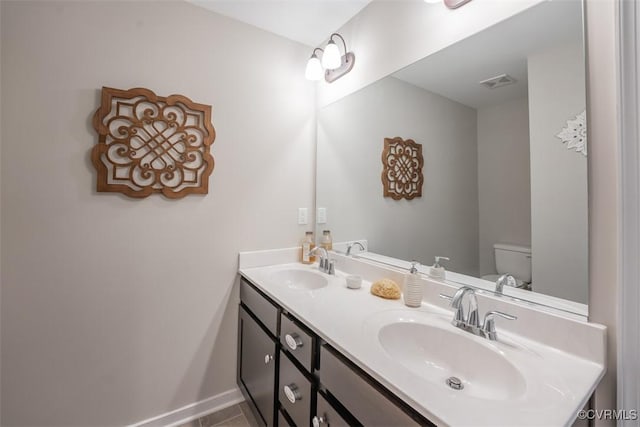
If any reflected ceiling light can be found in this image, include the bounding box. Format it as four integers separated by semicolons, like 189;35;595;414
425;0;474;8
305;33;355;83
444;0;473;9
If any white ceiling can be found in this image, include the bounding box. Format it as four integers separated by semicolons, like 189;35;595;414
187;0;583;108
187;0;371;47
392;0;584;109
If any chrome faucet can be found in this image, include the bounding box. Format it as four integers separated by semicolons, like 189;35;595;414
495;274;516;294
309;247;334;275
445;286;479;330
345;241;365;256
440;286;517;341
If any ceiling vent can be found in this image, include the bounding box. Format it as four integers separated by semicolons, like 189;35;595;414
479;74;517;89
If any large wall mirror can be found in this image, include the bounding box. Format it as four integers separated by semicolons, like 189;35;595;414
316;0;588;316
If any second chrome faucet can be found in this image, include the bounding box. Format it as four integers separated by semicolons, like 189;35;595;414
440;286;516;341
345;241;365;256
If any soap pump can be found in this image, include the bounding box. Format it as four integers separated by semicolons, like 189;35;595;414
403;261;422;308
428;256;450;280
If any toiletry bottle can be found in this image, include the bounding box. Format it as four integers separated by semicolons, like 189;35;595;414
300;231;316;264
428;256;450;280
404;261;422;307
320;230;333;251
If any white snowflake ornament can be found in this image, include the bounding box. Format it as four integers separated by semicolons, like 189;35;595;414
556;110;587;157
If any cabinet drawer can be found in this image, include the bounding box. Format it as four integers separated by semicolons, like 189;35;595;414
320;345;426;427
279;351;312;426
314;391;353;427
241;279;279;336
280;313;315;372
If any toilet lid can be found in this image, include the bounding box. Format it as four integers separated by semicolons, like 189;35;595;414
481;274;529;288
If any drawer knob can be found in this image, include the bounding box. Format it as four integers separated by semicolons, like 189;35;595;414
285;333;303;351
283;383;301;404
264;354;274;364
312;415;327;427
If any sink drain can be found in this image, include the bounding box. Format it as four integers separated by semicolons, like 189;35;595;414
446;376;464;390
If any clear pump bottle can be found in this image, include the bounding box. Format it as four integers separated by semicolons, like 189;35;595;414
320;230;333;251
300;231;316;264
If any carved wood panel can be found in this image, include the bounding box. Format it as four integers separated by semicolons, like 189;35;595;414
381;137;424;200
92;87;215;199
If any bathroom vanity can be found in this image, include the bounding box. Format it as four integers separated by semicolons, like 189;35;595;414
238;277;426;426
237;248;606;427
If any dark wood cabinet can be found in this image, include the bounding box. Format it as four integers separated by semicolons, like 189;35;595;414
314;391;353;427
238;305;277;426
238;277;432;427
280;313;316;372
279;350;313;426
319;344;429;427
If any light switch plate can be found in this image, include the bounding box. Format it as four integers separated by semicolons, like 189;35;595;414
317;207;327;224
298;208;308;225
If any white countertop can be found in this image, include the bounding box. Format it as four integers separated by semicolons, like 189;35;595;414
239;258;605;427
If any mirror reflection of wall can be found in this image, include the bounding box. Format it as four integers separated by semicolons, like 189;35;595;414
316;0;588;305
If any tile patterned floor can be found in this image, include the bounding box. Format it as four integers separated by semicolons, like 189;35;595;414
178;401;259;427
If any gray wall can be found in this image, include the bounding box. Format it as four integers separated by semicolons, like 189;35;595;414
528;40;588;303
477;97;531;277
0;1;315;425
317;77;479;275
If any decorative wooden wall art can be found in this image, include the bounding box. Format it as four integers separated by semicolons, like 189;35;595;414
381;137;424;200
92;87;215;199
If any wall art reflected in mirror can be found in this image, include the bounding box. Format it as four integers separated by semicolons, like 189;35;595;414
316;0;588;315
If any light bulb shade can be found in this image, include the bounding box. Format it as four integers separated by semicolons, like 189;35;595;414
305;55;323;81
322;41;342;70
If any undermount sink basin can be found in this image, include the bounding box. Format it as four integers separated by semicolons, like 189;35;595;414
270;268;328;290
378;322;526;401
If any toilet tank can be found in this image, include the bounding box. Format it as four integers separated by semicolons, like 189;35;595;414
494;243;532;283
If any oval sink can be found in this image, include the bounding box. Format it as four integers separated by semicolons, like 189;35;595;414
378;322;526;401
270;269;328;290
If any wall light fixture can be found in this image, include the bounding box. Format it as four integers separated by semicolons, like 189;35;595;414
305;33;355;83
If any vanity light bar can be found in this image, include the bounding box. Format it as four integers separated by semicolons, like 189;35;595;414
305;33;355;83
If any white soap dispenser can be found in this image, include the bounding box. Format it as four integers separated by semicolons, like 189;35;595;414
403;261;422;308
428;256;450;280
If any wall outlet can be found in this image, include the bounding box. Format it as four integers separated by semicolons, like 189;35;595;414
298;208;308;225
317;207;327;224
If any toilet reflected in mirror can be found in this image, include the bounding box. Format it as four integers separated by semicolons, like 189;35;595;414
480;244;532;291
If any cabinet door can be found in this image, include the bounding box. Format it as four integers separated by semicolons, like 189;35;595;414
239;306;277;426
314;391;353;427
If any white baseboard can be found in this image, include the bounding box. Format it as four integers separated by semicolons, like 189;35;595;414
129;388;245;427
